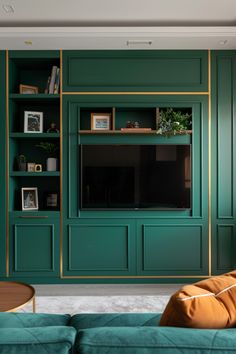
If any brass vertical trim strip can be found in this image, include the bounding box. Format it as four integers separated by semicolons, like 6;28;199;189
59;49;63;278
5;50;9;277
208;49;212;276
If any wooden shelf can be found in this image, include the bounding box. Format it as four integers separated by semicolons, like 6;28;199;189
9;94;60;100
10;172;60;177
79;130;192;135
10;133;60;139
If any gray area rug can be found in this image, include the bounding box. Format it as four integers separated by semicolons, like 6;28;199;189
22;295;170;314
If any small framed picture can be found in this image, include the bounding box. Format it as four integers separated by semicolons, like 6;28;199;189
27;162;36;172
24;111;43;133
45;192;58;209
19;84;38;94
21;187;39;211
91;113;111;130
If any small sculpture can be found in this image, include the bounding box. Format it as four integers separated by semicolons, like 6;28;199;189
17;154;27;171
47;122;59;133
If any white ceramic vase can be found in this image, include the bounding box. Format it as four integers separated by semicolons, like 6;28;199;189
47;157;57;171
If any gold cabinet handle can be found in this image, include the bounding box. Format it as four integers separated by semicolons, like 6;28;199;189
19;216;49;219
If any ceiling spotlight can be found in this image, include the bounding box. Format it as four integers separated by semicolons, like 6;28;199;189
219;40;228;46
2;4;14;13
127;40;152;46
24;40;33;46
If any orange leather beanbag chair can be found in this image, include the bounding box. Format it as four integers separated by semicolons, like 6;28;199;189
160;271;236;328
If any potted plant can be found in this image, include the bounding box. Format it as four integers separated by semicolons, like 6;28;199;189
36;142;59;171
157;108;192;136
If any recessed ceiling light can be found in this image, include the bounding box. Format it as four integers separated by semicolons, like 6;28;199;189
24;40;33;46
2;4;14;13
219;40;228;46
127;40;152;46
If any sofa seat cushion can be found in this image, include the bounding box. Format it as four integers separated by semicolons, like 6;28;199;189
70;313;162;330
77;326;236;354
0;326;76;354
160;270;236;328
0;313;70;328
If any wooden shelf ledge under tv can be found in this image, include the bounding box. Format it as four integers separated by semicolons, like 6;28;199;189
79;129;192;135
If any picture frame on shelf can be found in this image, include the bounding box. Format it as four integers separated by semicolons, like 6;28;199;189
19;84;38;94
24;111;43;133
45;192;58;209
27;162;36;172
91;113;111;130
21;187;39;211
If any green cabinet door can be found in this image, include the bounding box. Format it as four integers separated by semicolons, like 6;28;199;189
9;214;60;278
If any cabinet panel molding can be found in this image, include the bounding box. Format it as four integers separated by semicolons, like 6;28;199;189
13;223;55;273
63;51;208;92
141;224;204;273
68;224;130;272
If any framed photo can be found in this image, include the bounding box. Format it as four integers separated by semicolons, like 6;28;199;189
21;187;38;211
91;113;111;130
45;192;58;209
27;162;36;172
19;84;38;94
24;111;43;133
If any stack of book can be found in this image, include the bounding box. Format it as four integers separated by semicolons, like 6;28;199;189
45;66;60;94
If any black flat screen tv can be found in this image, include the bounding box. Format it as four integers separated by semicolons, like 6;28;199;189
80;145;191;210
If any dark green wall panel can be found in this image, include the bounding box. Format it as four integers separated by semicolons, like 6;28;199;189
63;51;208;92
216;225;235;272
140;224;204;274
217;58;233;218
0;51;6;277
211;51;236;275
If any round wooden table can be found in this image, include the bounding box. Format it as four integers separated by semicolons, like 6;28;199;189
0;281;35;312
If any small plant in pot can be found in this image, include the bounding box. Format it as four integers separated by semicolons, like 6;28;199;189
36;142;59;171
157;108;192;136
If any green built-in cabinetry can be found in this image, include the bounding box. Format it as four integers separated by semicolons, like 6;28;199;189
211;51;236;274
7;51;61;278
0;49;234;283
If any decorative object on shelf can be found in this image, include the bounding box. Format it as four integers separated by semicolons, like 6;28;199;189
21;187;39;211
17;154;27;171
45;192;58;209
36;142;59;171
156;108;192;136
27;162;36;172
24;111;43;133
91;113;111;130
19;84;38;94
35;164;42;172
47;66;60;94
47;122;59;133
126;121;140;128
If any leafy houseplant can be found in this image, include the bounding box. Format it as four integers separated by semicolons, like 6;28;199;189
157;108;192;136
36;142;59;171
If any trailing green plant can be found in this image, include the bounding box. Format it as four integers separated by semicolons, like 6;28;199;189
157;108;192;136
36;142;59;157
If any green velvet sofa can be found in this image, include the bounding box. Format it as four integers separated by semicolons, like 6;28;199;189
1;312;236;353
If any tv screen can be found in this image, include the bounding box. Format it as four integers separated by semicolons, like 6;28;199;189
80;145;191;210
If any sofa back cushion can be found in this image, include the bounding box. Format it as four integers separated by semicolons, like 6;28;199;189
160;271;236;328
70;313;162;330
0;313;70;328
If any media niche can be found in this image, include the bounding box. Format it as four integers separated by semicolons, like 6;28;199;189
80;144;191;210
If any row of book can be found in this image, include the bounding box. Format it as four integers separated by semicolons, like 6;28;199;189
45;66;60;94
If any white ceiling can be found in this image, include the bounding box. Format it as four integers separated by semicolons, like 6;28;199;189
0;0;236;49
